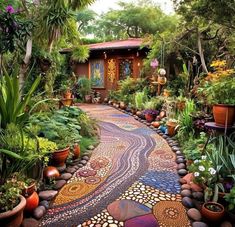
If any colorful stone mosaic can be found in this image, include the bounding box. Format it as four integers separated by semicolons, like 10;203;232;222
40;104;190;227
153;201;191;227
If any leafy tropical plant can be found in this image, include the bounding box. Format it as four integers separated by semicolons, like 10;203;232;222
71;45;90;63
177;99;196;142
0;72;41;129
134;88;148;110
77;76;92;101
0;123;54;184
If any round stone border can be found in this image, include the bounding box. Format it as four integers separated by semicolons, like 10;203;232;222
22;144;98;224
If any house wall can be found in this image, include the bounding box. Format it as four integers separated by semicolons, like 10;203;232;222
73;48;148;100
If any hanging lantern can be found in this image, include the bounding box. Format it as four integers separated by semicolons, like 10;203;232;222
158;68;166;76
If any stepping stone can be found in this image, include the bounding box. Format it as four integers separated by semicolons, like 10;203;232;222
39;190;58;200
181;184;191;190
192;192;204;201
39;200;50;209
107;200;151;221
82;155;90;161
192;222;208;227
22;218;39;227
178;169;188;176
33;206;46;219
176;158;185;164
65;167;76;174
187;208;202;221
181;189;191;197
54;180;66;189
125;214;159;227
177;163;186;170
80;160;87;165
182;197;194;208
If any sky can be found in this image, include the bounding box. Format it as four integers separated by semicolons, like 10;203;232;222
89;0;174;15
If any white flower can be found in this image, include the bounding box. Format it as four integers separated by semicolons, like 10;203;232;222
194;172;200;177
201;155;207;160
198;166;205;171
194;160;199;163
209;167;216;175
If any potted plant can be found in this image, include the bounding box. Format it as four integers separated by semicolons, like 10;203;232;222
143;109;159;122
166;118;179;137
77;76;92;103
60;80;73;99
201;201;225;222
198;60;235;126
0;177;26;227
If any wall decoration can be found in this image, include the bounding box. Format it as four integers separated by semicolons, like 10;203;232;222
90;59;105;88
107;59;116;84
119;59;133;80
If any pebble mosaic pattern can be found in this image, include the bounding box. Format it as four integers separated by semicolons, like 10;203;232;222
40;104;190;227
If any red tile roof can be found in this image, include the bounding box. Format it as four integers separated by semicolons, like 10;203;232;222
60;38;145;53
88;38;143;50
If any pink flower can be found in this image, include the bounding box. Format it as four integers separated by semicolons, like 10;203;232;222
6;5;15;14
150;59;159;69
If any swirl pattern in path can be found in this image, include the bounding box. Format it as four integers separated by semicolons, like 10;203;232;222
41;121;155;226
41;104;190;227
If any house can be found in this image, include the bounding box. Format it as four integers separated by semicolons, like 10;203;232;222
60;38;149;99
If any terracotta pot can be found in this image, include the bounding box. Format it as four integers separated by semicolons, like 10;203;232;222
0;195;26;227
213;104;235;126
167;121;178;137
51;147;70;167
60;98;73;107
24;191;39;213
22;182;36;197
43;166;60;179
201;202;225;221
63;90;72;99
73;143;80;159
145;114;156;123
85;95;92;103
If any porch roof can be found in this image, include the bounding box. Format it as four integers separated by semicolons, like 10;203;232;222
60;38;146;53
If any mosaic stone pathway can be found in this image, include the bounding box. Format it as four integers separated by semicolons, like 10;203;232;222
41;104;191;227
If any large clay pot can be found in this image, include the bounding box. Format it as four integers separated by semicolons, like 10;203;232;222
73;143;80;159
0;195;26;227
24;191;39;213
51;147;70;167
213;104;235;126
22;182;36;197
167;121;178;137
201;202;225;222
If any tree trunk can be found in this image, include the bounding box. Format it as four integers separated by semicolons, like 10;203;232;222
19;39;32;93
197;30;208;74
